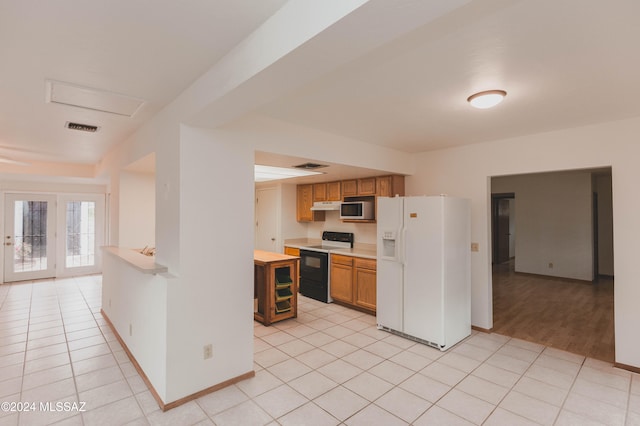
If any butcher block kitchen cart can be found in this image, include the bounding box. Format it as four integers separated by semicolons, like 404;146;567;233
254;250;299;326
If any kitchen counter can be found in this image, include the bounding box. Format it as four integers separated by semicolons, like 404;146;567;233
284;239;376;260
282;238;321;249
331;246;377;260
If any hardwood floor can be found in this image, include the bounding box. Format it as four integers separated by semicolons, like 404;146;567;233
492;260;614;362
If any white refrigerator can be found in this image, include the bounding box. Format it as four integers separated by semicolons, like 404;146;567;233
377;195;471;350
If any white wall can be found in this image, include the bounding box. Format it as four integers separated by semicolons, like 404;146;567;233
118;171;156;249
101;252;169;399
307;212;377;246
406;116;640;369
166;125;254;402
492;171;594;281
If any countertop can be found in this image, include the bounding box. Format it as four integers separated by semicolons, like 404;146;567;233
102;246;168;274
284;239;377;260
254;250;299;263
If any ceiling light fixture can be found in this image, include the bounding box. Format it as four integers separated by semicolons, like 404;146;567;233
255;165;323;182
467;90;507;109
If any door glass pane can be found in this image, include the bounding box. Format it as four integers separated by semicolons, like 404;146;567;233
14;201;48;272
66;201;96;268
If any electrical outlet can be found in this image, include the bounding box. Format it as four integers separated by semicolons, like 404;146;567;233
548;262;554;268
203;344;213;360
129;324;132;336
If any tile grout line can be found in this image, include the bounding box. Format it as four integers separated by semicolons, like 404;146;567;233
54;277;85;426
17;281;33;426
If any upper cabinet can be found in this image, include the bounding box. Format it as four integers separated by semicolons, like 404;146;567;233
357;178;377;196
296;174;404;222
342;180;357;197
313;181;342;202
296;184;325;222
313;183;327;202
377;175;405;197
326;181;342;201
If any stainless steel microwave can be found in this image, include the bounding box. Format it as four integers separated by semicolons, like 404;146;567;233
340;201;374;220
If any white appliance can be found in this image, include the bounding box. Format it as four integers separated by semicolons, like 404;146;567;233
310;201;342;211
377;195;471;350
340;200;374;220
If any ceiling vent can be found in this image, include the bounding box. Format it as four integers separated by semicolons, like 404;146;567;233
66;121;99;132
293;162;328;170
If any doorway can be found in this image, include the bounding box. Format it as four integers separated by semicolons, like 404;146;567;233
490;169;615;361
3;193;105;283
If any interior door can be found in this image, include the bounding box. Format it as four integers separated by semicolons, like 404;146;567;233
4;194;57;282
255;188;278;251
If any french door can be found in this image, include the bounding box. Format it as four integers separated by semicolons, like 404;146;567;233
3;193;105;283
4;194;57;282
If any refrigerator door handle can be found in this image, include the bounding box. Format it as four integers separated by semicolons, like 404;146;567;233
399;227;407;266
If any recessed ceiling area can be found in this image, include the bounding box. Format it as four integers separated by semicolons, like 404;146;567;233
255;151;396;185
0;0;288;164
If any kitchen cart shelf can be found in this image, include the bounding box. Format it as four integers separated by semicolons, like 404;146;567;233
254;250;299;326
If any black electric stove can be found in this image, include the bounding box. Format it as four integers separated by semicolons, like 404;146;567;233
299;231;354;303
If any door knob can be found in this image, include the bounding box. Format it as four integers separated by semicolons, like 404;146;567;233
271;238;276;241
5;242;12;246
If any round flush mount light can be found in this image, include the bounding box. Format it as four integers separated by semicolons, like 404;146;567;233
467;90;507;109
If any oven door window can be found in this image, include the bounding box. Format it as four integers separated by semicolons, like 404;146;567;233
304;256;321;268
300;250;328;283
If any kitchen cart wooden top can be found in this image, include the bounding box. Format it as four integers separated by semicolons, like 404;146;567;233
254;250;299;264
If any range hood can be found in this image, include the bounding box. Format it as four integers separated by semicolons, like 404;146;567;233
310;201;342;211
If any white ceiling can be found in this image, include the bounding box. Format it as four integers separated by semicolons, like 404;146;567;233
257;0;640;152
1;0;639;175
0;0;287;164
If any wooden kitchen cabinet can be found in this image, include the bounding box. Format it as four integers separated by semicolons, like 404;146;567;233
354;258;377;311
313;183;327;201
330;254;377;313
377;175;405;197
297;184;325;222
326;181;342;201
254;250;299;326
342;180;357;197
358;178;377;196
284;246;300;257
330;254;354;303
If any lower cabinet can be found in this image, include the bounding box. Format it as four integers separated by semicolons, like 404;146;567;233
284;246;300;257
354;258;377;311
330;254;377;313
330;255;354;303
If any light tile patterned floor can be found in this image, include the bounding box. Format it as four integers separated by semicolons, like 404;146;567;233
0;276;639;425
